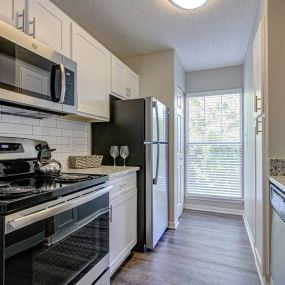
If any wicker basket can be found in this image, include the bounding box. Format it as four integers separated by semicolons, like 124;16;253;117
69;155;103;169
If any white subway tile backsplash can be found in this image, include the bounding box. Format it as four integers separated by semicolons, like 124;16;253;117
15;124;33;135
2;114;22;124
0;107;89;166
23;117;41;126
48;128;61;137
42;118;57;128
42;136;57;145
56;136;69;145
32;126;44;136
62;129;73;137
0;123;15;133
57;119;69;129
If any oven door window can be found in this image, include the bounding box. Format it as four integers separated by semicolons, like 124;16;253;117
5;196;109;285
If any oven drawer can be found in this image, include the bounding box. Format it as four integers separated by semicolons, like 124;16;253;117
109;174;136;200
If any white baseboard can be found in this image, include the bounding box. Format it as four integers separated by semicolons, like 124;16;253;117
184;204;243;216
242;214;267;285
168;220;179;229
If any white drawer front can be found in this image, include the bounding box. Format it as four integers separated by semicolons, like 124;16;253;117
109;173;136;200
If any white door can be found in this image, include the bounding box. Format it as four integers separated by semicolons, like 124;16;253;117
28;0;71;57
111;56;126;98
126;69;139;99
176;87;184;218
0;0;25;28
72;23;110;120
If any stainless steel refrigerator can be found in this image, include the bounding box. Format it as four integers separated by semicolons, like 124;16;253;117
92;97;169;251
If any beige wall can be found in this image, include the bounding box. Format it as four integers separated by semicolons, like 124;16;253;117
268;0;285;159
186;65;244;94
123;50;184;227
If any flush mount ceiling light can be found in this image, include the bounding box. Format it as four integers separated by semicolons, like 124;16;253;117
169;0;208;10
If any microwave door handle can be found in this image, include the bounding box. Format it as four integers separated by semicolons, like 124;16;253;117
59;63;66;104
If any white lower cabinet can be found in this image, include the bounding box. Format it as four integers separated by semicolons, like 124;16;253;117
109;174;137;275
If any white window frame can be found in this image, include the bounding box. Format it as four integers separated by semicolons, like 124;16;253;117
184;88;244;203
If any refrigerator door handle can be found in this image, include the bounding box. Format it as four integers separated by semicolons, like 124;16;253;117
153;101;160;185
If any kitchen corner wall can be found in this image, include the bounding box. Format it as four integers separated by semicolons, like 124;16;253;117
0;105;89;169
123;49;182;228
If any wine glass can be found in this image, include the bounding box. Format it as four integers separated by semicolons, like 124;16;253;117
120;146;129;167
110;146;119;166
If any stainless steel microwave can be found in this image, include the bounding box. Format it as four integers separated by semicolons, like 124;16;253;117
0;20;77;114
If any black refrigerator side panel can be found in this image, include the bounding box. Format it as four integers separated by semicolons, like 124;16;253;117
91;98;147;252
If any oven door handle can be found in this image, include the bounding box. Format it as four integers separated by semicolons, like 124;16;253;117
6;185;113;234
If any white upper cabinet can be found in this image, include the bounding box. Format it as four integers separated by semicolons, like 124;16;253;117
253;18;266;119
0;0;25;28
0;0;139;119
28;0;71;57
111;56;126;98
71;22;111;120
111;55;139;99
126;68;139;99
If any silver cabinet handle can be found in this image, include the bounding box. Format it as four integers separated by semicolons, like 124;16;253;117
17;9;25;32
109;205;113;223
256;118;263;135
59;63;66;104
126;87;131;97
255;96;262;112
6;185;113;233
29;17;36;38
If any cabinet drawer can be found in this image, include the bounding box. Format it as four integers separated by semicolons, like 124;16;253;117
109;174;136;200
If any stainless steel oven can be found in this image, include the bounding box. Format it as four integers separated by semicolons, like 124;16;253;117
2;184;111;285
0;20;77;115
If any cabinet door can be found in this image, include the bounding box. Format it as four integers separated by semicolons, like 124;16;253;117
253;18;265;118
0;0;25;28
28;0;71;57
110;187;137;274
72;23;110;120
111;56;126;98
126;69;139;99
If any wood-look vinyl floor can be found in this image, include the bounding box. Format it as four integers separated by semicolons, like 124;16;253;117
111;210;260;285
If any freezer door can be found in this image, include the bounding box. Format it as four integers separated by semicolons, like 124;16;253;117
145;142;168;249
145;98;169;143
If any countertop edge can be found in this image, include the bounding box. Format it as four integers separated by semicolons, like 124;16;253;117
270;176;285;192
63;166;140;180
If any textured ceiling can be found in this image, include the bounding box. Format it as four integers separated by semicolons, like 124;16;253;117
51;0;260;72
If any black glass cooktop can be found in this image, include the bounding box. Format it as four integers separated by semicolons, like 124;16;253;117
0;173;108;214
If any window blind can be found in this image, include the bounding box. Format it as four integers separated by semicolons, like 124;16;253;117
185;91;242;199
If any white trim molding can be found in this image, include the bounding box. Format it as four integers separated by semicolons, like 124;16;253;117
184;204;243;216
243;214;267;285
168;220;179;230
186;88;243;98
